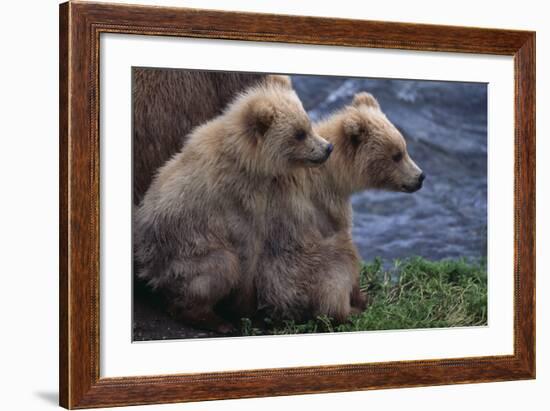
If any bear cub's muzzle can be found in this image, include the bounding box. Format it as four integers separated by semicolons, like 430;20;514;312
402;171;426;193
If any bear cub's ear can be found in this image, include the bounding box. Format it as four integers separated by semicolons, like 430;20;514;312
352;92;380;109
247;98;275;137
343;113;366;147
265;75;292;89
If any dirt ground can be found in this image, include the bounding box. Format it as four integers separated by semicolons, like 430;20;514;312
133;280;225;341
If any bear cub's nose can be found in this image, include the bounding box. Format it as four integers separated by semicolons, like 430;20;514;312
419;172;426;183
325;144;334;156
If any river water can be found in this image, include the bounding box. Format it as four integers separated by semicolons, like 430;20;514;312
292;75;488;263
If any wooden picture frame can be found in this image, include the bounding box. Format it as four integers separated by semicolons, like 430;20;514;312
59;1;535;408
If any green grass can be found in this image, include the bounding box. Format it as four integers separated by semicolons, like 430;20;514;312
240;256;487;336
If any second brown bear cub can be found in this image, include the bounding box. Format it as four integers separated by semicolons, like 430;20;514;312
257;91;424;323
135;75;332;333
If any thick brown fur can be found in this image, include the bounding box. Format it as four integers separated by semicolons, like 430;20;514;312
256;92;424;323
132;69;266;205
134;76;331;333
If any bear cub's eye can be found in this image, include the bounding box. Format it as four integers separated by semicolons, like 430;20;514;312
392;152;403;163
295;130;307;141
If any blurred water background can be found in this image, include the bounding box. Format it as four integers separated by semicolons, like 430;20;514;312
292;75;487;263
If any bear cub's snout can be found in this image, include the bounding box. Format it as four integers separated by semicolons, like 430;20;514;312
403;171;426;193
306;134;333;165
315;142;333;164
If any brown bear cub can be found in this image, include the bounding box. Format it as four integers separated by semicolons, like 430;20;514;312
134;75;332;333
257;92;425;323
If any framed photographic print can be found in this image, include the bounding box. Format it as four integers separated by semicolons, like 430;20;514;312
59;1;535;408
